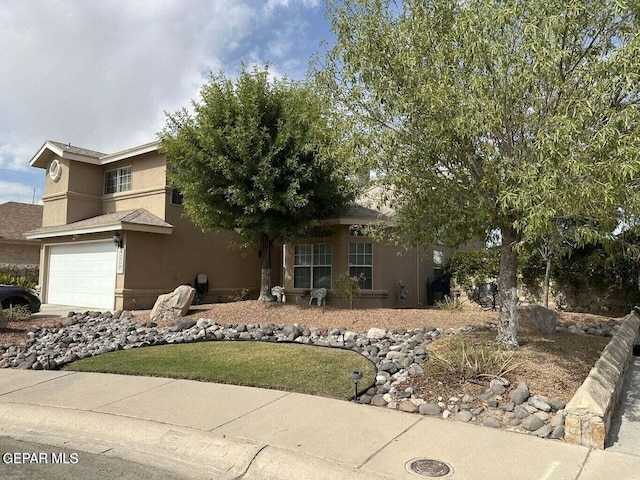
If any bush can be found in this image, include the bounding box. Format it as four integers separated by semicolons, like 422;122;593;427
435;295;463;310
0;274;37;289
2;305;32;322
335;272;362;309
428;335;523;382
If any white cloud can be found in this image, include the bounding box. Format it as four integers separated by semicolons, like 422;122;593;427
0;181;41;205
0;0;329;203
0;0;256;154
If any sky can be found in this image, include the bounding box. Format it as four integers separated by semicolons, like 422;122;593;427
0;0;333;205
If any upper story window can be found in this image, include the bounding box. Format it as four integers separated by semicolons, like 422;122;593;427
104;166;132;194
171;188;184;205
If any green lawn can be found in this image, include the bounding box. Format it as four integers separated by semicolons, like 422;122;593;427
64;341;376;400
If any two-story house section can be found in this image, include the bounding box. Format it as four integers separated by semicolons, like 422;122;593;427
26;140;270;310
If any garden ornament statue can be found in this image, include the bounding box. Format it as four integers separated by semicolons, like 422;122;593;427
271;285;285;303
309;288;327;306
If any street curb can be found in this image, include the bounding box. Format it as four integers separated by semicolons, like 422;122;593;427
0;402;395;480
0;403;262;479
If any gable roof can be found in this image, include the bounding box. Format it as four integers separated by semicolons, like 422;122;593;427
25;208;173;239
0;202;43;242
30;140;160;169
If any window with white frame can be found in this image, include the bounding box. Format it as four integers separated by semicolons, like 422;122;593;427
293;244;332;289
349;243;373;289
104;166;132;194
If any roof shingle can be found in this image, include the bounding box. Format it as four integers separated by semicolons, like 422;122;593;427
0;202;43;240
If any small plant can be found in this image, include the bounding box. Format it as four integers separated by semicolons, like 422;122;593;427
428;335;524;382
0;274;37;289
231;288;250;302
335;272;363;309
435;295;463;310
2;305;32;322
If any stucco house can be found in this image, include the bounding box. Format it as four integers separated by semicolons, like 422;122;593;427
280;188;459;308
26;140;273;310
25;139;461;310
0;201;43;283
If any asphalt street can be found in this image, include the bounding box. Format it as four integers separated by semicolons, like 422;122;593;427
0;436;188;480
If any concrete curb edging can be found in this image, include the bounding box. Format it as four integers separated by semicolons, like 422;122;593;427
0;402;262;479
0;402;393;480
564;309;640;448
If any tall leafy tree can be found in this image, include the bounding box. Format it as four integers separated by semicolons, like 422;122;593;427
160;66;354;301
319;0;640;345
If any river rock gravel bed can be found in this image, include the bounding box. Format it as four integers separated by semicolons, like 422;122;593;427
0;309;619;441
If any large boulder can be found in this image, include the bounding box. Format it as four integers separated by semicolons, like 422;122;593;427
528;305;558;334
150;285;195;323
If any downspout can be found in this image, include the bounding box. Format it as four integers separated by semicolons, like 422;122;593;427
416;245;420;305
282;244;286;297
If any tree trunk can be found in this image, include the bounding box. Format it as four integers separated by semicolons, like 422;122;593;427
496;225;520;347
543;256;552;309
258;233;274;302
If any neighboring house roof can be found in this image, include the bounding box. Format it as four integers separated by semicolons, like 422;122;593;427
25;209;173;239
30;140;160;169
0;202;43;243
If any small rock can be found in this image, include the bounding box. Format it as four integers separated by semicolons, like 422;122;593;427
370;395;388;407
522;415;545;431
418;403;442;415
399;400;418;413
484;417;502;428
528;396;551;412
419;403;442;416
534;425;552;438
455;411;473;422
367;327;386;340
509;382;530;405
552;425;565;439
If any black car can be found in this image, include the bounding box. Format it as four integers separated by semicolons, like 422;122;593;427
0;285;41;313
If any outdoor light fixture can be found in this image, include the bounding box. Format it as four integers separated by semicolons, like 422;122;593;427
350;370;363;402
112;232;123;248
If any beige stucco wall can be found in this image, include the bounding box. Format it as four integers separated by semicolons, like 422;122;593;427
35;147;282;310
281;226;456;309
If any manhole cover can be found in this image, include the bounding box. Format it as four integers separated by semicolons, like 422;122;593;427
406;458;453;477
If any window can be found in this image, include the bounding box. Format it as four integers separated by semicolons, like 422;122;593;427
433;249;444;278
349;225;368;237
349;243;373;289
104;166;132;194
293;244;332;289
171;188;183;205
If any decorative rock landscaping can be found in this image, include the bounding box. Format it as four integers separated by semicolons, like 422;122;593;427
0;309;621;442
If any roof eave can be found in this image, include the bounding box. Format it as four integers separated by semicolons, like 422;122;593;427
25;222;173;239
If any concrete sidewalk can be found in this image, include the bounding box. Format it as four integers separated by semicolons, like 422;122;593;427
0;370;639;479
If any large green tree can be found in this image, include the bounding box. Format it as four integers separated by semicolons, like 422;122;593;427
319;0;640;345
160;66;354;301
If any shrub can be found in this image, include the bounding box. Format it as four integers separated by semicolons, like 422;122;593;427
428;335;523;382
435;295;463;310
2;305;32;322
335;272;362;309
0;274;37;289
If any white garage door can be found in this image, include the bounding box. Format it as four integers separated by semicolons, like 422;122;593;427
47;242;117;309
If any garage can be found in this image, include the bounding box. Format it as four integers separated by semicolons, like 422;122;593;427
47;241;117;309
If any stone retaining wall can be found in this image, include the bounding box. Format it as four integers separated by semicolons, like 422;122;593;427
564;309;640;448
